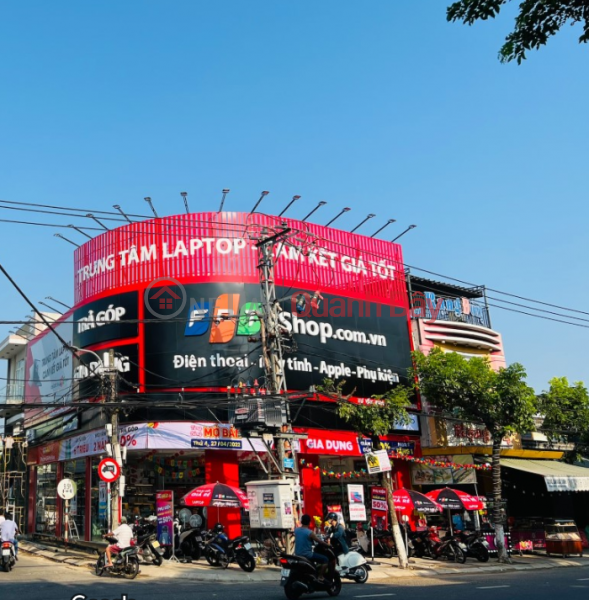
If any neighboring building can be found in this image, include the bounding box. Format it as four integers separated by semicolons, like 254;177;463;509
0;314;58;530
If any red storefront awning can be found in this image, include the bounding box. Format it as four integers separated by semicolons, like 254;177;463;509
295;428;362;456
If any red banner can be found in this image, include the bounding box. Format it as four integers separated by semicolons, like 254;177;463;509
295;428;362;456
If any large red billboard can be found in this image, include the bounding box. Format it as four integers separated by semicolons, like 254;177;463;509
26;212;414;427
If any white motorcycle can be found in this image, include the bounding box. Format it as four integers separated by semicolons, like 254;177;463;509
327;529;371;584
1;540;16;572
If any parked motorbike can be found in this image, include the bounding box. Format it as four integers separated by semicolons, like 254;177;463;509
454;530;490;562
324;528;370;583
279;544;342;600
95;535;140;579
371;528;395;558
176;523;210;561
132;517;164;566
1;541;16;572
408;527;466;563
204;523;256;572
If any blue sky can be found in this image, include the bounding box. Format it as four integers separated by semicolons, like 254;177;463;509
1;1;587;392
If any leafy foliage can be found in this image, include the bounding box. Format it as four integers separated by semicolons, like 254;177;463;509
447;0;589;63
538;377;589;460
318;379;413;441
411;348;537;437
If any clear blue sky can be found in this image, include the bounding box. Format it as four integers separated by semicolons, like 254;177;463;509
1;1;587;392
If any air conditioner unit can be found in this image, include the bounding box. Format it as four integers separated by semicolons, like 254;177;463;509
228;397;287;431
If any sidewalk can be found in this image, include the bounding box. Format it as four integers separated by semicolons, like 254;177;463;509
19;539;589;582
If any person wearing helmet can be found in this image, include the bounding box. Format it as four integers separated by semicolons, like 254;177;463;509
294;514;329;582
327;512;348;555
213;523;224;534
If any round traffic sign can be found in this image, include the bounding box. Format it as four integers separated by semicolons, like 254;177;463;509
57;478;77;500
98;458;121;483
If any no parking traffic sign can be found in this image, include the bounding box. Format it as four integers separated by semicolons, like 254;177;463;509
98;457;121;483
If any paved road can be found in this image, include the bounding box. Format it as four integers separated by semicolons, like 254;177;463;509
3;554;589;600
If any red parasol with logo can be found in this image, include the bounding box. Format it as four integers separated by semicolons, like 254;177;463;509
425;488;483;511
392;489;443;514
180;482;249;509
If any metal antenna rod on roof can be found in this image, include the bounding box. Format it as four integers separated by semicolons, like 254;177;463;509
325;207;350;227
113;204;133;224
68;224;93;240
391;224;417;242
278;195;300;217
180;192;190;214
350;213;375;233
219;189;230;212
144;197;158;218
86;214;109;230
250;191;270;214
54;233;80;247
370;219;396;238
301;201;326;222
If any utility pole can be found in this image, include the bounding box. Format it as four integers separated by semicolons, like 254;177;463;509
107;348;122;528
256;227;305;539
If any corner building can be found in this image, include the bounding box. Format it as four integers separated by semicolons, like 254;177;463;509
24;212;421;541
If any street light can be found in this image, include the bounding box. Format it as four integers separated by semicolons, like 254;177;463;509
68;224;93;240
250;191;270;213
219;189;230;212
144;197;158;218
54;233;80;247
181;192;189;214
278;195;301;217
301;201;327;222
370;219;396;238
391;224;417;242
113;205;132;224
46;297;71;310
350;213;375;233
86;214;109;230
325;207;350;227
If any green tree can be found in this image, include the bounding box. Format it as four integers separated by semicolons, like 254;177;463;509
538;377;589;461
319;379;414;569
447;0;589;63
411;348;537;563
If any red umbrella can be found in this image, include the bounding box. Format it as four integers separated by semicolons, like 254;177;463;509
180;482;249;509
392;489;443;514
425;488;483;511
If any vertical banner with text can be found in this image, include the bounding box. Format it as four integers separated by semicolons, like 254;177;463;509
156;491;174;546
371;487;388;530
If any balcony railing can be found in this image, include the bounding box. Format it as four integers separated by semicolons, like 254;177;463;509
0;383;24;405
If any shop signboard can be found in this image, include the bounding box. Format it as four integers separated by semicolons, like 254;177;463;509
156;491;174;546
371;487;388;530
143;283;413;400
365;450;391;475
98;481;107;522
295;428;361;456
347;484;367;522
73;291;138;348
411;455;477;486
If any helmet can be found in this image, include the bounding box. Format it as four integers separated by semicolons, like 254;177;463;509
213;522;225;534
326;512;338;522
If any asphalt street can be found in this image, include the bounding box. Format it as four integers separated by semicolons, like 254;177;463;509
2;555;589;600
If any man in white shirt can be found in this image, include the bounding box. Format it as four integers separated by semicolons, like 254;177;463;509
105;516;134;568
0;513;19;559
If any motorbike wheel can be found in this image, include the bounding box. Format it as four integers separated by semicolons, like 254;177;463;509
452;545;466;564
376;543;393;559
95;557;105;577
475;546;490;563
353;565;369;584
205;547;219;566
123;557;140;580
149;546;163;567
3;560;11;573
327;573;342;597
218;553;230;569
284;584;302;600
237;553;256;573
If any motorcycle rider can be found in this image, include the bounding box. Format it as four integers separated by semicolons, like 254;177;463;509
294;514;329;583
105;516;134;568
327;512;349;555
0;513;19;560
